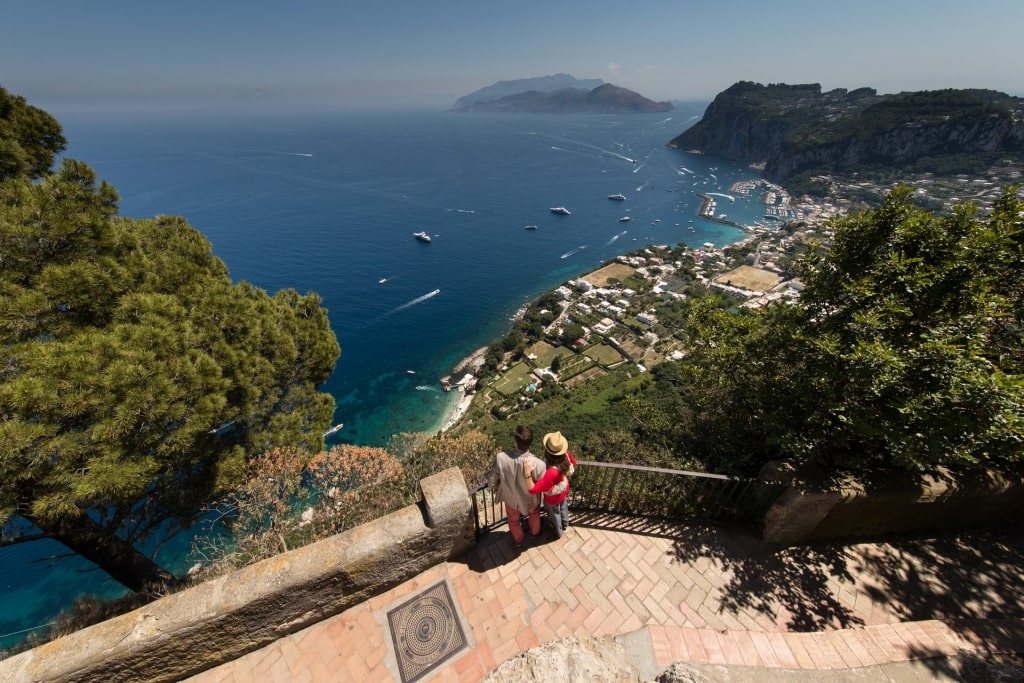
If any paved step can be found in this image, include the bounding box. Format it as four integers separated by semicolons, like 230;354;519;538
186;516;1024;682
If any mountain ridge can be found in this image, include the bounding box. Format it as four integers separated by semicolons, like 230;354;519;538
452;73;605;110
452;75;671;114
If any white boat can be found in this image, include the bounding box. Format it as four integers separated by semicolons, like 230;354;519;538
524;224;538;230
619;216;632;222
378;277;388;284
413;231;432;242
322;423;344;438
550;207;571;215
406;369;416;375
608;193;627;201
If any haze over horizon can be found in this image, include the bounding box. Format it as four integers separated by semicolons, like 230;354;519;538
2;0;1022;116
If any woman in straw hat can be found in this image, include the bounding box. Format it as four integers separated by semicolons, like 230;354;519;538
524;431;577;539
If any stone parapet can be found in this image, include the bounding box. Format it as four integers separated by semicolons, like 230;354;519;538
760;461;1024;545
0;467;473;683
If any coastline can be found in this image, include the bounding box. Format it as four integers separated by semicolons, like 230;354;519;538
426;177;835;438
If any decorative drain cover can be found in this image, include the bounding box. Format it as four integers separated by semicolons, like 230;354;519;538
387;581;467;683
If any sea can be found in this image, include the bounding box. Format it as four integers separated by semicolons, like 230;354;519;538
1;104;770;647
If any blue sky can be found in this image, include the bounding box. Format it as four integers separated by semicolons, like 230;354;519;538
2;0;1022;114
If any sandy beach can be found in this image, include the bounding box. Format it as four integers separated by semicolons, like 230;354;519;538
440;392;474;432
427;346;489;433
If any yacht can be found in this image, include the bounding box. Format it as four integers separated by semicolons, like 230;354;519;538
322;423;344;438
524;224;538;230
549;207;571;215
413;231;432;242
607;193;627;201
619;216;632;222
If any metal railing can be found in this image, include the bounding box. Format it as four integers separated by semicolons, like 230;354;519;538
472;460;782;537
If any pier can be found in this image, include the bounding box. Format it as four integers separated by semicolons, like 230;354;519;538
696;193;751;231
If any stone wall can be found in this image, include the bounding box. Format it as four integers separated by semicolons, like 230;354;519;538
760;461;1024;545
0;467;474;683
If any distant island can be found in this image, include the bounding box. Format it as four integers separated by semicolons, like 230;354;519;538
451;73;672;114
669;81;1024;196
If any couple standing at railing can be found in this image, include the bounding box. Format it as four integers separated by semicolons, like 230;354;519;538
486;425;578;548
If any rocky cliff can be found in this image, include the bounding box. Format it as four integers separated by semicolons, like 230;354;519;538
668;82;1024;185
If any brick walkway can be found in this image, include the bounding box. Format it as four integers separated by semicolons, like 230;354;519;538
186;514;1024;682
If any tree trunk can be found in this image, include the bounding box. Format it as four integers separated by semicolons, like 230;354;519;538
25;512;177;594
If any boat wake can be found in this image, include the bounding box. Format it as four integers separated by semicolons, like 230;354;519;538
368;289;441;325
560;245;588;259
604;230;628;247
392;289;440;313
550;139;638;166
415;385;441;393
707;192;735;202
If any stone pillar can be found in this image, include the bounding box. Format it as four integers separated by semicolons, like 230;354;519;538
757;459;842;545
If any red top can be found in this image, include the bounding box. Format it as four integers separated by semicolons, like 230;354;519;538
528;451;577;504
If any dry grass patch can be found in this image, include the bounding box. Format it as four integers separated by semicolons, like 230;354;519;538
583;262;636;287
715;265;782;293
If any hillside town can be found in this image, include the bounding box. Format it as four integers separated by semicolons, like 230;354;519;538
439;169;1023;430
438;181;827;427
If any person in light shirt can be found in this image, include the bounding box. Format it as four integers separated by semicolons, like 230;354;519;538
486;425;546;548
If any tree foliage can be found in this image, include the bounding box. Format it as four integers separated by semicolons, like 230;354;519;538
669;186;1024;474
779;186;1023;470
0;154;340;591
0;85;66;180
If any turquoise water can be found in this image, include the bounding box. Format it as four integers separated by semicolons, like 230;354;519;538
1;105;768;646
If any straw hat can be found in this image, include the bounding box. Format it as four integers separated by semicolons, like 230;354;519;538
542;431;568;456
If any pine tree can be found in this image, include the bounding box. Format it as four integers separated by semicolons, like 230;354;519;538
0;100;339;592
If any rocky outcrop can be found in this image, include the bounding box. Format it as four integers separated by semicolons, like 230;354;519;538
481;636;711;683
668;82;1024;184
482;637;643;683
